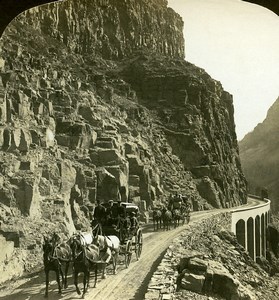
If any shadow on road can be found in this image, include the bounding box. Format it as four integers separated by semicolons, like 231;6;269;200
0;268;99;300
132;248;167;300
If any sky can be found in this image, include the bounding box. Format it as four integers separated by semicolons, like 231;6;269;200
168;0;279;140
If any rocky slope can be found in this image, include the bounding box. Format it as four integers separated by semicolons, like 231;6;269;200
146;213;279;300
239;97;279;211
0;0;246;281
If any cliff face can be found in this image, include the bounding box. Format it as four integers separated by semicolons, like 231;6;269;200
118;54;246;209
22;0;185;60
0;0;246;281
239;97;279;211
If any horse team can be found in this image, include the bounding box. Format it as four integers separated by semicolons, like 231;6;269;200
152;194;191;231
42;196;191;298
43;230;120;298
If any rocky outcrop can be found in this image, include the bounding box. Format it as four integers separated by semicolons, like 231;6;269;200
145;214;279;300
21;0;184;60
119;54;247;208
239;97;279;211
0;0;246;280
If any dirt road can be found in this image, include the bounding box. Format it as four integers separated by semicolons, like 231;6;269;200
0;211;216;300
0;198;262;300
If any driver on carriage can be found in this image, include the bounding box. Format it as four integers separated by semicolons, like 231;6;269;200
169;192;182;213
116;200;125;219
105;199;115;225
93;200;106;225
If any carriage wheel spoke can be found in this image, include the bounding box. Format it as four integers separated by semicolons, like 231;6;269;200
136;229;143;260
125;240;132;268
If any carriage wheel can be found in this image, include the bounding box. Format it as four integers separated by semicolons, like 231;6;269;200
125;240;132;268
135;229;143;260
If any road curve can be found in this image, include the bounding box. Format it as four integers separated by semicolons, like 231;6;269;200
0;198;263;300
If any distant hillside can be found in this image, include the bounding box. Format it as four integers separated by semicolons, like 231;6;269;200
239;96;279;211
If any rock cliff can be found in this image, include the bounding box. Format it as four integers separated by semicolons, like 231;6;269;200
23;0;184;60
239;96;279;211
0;0;246;280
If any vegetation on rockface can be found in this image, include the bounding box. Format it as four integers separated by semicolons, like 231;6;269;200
0;0;246;281
239;96;279;212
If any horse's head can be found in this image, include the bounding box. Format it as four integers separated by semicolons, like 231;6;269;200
42;236;55;261
70;235;83;260
52;231;60;241
92;235;107;251
43;236;51;251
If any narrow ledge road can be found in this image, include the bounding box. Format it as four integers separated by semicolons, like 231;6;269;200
0;198;261;300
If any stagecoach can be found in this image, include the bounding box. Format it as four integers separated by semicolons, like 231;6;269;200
102;202;143;268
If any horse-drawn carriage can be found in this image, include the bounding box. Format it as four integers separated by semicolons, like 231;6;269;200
101;202;143;268
42;202;143;298
153;197;191;231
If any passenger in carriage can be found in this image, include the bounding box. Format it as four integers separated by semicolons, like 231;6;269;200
168;192;182;212
93;200;106;225
107;200;114;213
129;211;138;235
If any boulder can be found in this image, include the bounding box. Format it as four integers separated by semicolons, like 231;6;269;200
205;260;256;300
105;165;129;196
188;257;208;272
180;271;205;293
95;167;118;201
56;122;97;150
126;154;144;175
125;142;138;155
91;149;123;166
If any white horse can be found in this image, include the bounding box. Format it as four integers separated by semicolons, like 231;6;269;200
93;235;120;275
79;232;94;245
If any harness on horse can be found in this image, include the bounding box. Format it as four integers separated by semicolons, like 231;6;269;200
75;245;96;264
45;245;62;265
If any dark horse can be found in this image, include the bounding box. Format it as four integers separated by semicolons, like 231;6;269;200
152;209;162;231
42;233;71;298
172;209;182;228
161;207;172;230
70;234;102;298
